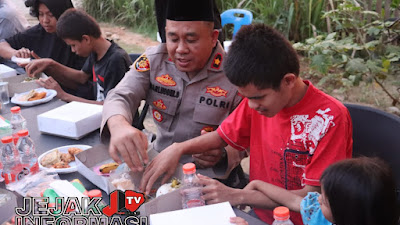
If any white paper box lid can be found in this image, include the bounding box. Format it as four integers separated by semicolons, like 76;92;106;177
0;64;17;78
37;101;103;139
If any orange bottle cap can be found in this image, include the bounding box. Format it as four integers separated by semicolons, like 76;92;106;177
1;136;13;144
10;106;21;113
17;129;29;137
182;163;196;174
87;189;102;198
273;206;290;220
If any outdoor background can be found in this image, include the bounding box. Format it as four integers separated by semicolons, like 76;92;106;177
14;0;400;173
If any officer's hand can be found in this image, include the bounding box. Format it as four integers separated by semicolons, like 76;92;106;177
192;130;223;168
107;115;149;172
140;143;181;194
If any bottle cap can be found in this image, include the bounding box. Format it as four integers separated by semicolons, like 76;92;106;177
182;162;196;174
1;136;13;144
10;106;21;113
17;129;29;137
87;189;102;198
273;206;290;220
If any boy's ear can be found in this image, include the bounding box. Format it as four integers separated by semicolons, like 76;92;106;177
282;73;297;88
82;35;91;43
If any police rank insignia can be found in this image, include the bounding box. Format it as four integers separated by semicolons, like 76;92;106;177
211;53;222;69
134;54;150;72
155;74;176;86
153;99;167;110
206;86;228;97
152;109;163;122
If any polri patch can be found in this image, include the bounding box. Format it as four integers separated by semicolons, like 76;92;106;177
205;86;228;97
152;109;163;122
211;53;222;69
134;54;150;72
153;99;167;110
155;74;176;86
201;126;214;133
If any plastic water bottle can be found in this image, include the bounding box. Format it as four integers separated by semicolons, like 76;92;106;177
1;136;22;187
181;163;205;209
10;106;27;145
16;129;38;176
272;206;294;225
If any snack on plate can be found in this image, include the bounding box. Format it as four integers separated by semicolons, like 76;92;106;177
40;149;61;168
99;162;119;174
40;147;84;168
156;177;181;197
19;89;47;101
52;161;70;169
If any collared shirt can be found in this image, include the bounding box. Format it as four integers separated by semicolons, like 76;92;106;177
101;42;241;163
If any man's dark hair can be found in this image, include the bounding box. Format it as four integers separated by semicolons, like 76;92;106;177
321;157;399;225
56;8;101;41
223;23;299;90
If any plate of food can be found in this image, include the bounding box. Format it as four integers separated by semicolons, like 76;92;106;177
11;88;57;107
38;145;92;173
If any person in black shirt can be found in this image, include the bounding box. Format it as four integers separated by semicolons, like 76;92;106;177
35;9;131;105
0;0;90;98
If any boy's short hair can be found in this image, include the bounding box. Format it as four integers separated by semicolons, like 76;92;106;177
56;8;101;41
223;23;300;90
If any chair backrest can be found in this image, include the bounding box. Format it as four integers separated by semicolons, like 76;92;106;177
345;103;400;205
129;53;149;131
221;9;253;38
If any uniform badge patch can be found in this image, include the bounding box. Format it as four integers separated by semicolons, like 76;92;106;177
134;54;150;72
201;126;214;133
153;99;167;110
211;53;222;69
152;109;163;122
155;74;176;86
205;86;228;97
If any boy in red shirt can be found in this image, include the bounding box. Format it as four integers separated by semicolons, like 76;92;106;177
141;24;353;225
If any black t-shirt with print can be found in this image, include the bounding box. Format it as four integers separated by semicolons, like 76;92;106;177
81;40;132;101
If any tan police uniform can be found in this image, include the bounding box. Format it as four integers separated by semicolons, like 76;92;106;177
101;42;242;163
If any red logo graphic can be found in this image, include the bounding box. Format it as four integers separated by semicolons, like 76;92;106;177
155;74;176;86
205;86;228;97
102;190;145;217
201;126;214;132
153;99;167;110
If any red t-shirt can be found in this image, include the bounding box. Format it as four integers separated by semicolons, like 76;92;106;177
217;81;353;225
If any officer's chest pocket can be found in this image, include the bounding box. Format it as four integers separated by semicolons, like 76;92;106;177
146;92;179;132
193;102;230;126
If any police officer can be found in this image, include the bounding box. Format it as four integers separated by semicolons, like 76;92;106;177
101;0;243;185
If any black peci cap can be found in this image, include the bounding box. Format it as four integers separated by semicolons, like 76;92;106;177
166;0;214;22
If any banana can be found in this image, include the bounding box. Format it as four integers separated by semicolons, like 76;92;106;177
99;162;119;174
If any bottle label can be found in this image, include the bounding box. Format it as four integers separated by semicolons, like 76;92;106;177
2;172;16;184
186;199;205;208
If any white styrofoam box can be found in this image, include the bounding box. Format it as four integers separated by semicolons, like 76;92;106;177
149;202;236;225
0;64;17;78
37;101;103;139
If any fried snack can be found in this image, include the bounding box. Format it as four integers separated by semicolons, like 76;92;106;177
99;162;119;174
60;152;74;163
52;161;70;169
28;91;46;101
68;147;84;156
19;90;36;101
40;149;61;168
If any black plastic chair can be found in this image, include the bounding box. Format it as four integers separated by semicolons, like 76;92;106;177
129;53;149;131
345;103;400;206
